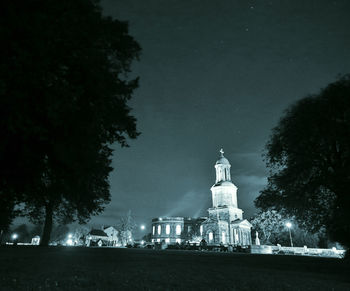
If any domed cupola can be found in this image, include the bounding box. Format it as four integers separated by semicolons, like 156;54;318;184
214;149;231;183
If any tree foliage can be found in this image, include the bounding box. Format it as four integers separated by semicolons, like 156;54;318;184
0;192;17;236
251;210;320;247
118;210;136;245
0;0;141;245
250;210;286;245
255;75;350;248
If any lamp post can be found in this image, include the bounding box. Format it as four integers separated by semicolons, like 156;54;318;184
286;222;293;247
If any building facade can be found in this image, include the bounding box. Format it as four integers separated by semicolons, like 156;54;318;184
151;217;206;244
151;149;252;246
201;149;252;245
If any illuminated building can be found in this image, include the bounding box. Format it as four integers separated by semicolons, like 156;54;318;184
151;217;205;244
151;149;252;245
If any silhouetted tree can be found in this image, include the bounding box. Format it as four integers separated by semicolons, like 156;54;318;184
255;75;350;250
0;0;141;245
50;225;70;244
0;192;17;243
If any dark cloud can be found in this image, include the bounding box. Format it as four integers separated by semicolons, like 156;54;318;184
87;0;350;230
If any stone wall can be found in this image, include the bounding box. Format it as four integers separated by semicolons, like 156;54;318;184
250;245;346;258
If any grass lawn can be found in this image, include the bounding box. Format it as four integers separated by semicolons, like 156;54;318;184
0;246;349;290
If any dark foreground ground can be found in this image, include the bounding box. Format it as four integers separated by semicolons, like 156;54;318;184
0;246;349;291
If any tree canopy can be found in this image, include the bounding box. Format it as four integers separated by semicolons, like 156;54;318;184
250;210;320;247
0;0;141;245
255;75;350;249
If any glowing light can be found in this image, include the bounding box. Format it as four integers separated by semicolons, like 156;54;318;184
68;233;73;238
12;233;18;240
176;224;181;235
157;225;161;235
209;232;213;242
166;224;170;235
140;225;145;230
176;238;181;244
159;217;162;221
66;239;73;246
200;225;203;236
286;222;293;247
165;238;170;243
141;240;145;245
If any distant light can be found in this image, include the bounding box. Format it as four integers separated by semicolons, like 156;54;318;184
68;233;73;239
286;222;292;228
140;225;145;230
159;217;162;221
66;239;73;246
332;247;336;252
141;240;145;245
12;233;18;240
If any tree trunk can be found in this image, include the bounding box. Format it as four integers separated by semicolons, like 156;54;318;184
40;204;53;246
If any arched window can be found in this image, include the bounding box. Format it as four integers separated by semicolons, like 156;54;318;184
166;224;170;235
157;225;161;235
176;224;181;235
152;226;155;235
209;232;213;242
222;231;226;244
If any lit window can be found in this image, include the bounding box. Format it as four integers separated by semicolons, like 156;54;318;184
158;225;161;235
165;238;170;243
176;238;181;244
209;232;213;242
157;238;160;242
222;231;226;244
176;224;181;235
166;224;170;235
152;226;155;235
200;225;203;236
152;239;154;243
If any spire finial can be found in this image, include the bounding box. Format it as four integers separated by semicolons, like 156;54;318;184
219;148;224;156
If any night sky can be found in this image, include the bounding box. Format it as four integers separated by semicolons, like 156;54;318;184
91;0;350;235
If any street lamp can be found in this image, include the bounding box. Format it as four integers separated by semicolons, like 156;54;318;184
286;222;293;247
66;233;73;246
12;233;18;240
140;225;145;230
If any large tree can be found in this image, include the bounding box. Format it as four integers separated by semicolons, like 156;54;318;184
0;192;17;243
118;210;136;245
255;75;350;249
250;210;320;247
0;0;141;245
